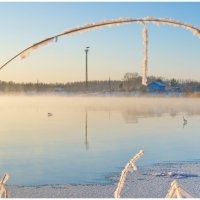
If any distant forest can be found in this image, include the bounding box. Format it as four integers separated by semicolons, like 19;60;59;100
0;72;200;94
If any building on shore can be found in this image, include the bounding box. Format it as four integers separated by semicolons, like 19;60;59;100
147;81;166;93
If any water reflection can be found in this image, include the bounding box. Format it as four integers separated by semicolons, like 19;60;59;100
118;99;200;124
122;110;138;124
170;109;178;117
84;111;89;150
0;96;199;185
183;116;188;128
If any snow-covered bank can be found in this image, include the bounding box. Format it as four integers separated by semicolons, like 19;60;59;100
6;162;200;198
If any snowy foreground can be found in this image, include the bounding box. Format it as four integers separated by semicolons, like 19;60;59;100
6;162;200;198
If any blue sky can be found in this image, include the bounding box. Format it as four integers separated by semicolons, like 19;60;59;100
0;2;200;83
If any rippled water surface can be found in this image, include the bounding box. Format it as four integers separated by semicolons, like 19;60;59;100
0;96;200;185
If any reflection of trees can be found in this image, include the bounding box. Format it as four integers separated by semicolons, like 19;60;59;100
121;106;200;124
83;100;200;125
122;110;138;124
170;109;178;117
121;109;164;124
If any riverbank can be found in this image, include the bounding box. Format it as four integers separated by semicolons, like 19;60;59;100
6;162;200;198
0;91;200;98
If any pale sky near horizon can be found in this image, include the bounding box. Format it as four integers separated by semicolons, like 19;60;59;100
0;2;200;83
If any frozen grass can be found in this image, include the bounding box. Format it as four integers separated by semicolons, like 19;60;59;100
114;150;144;198
165;180;194;198
0;174;9;198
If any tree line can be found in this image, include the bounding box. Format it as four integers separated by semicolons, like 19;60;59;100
0;72;199;94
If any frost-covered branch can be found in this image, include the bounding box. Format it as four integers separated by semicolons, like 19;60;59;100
114;150;144;198
0;174;9;198
1;17;199;86
165;180;194;198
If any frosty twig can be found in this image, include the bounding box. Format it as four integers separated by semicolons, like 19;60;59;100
0;17;199;86
165;180;194;198
114;150;144;198
142;25;148;86
0;174;9;198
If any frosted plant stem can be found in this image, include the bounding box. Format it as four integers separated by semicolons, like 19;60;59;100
0;17;199;84
165;180;194;198
142;25;148;86
114;150;144;198
0;174;9;198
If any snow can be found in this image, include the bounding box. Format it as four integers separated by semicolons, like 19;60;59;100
6;162;200;198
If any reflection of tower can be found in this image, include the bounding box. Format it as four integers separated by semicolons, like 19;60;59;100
36;79;39;91
85;111;89;150
109;77;111;93
85;47;90;91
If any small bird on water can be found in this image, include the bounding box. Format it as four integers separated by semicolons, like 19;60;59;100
183;116;187;123
183;116;187;128
48;113;53;117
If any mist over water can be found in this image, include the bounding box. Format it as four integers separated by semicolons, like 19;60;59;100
0;96;200;186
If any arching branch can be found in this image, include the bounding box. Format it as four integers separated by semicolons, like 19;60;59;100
0;17;199;71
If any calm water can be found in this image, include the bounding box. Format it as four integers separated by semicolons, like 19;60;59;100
0;96;200;186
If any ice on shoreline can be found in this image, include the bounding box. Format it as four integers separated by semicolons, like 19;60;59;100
6;162;200;198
